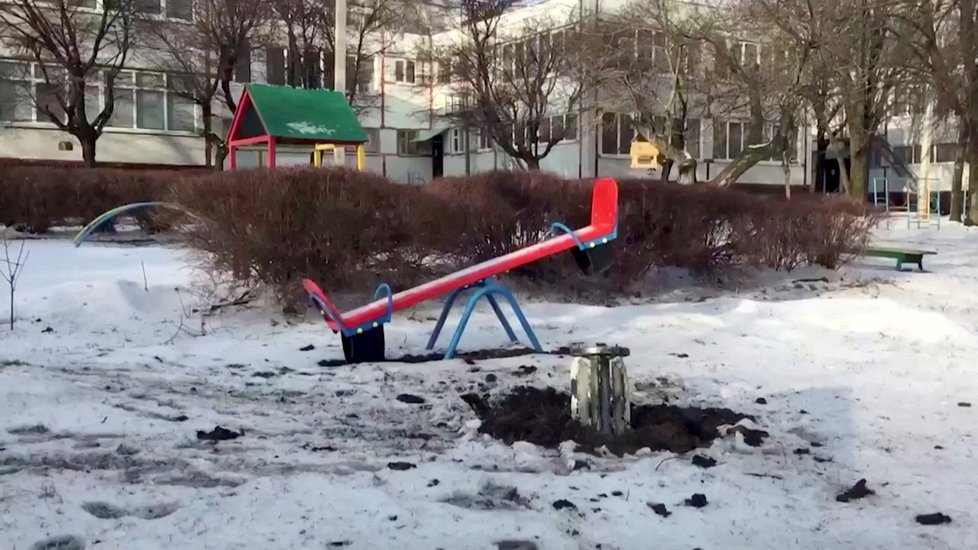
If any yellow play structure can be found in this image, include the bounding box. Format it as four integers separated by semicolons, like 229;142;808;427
312;143;367;171
629;141;661;170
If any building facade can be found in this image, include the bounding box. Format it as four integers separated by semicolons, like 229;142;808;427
3;0;951;191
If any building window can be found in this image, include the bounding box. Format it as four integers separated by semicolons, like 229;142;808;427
448;128;463;153
892;144;924;165
0;61;32;122
109;70;198;133
266;47;287;85
165;0;193;20
132;0;193;20
438;60;452;84
713;121;745;159
0;61;198;133
394;60;416;84
234;43;252;83
601;112;634;156
346;55;374;94
397;129;422;155
714;121;791;161
477;129;492;150
361;128;380;153
539;113;580;143
932;142;958;163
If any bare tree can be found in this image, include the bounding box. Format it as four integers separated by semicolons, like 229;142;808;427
0;233;29;331
0;0;136;166
895;0;974;221
270;0;411;110
593;0;808;188
585;5;703;184
146;0;272;167
439;0;585;170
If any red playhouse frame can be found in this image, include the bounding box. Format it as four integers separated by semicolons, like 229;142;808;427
226;84;367;170
303;178;620;363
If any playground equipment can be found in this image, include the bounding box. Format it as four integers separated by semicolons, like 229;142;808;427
312;143;366;171
871;176;941;229
302;178;620;363
863;246;936;272
72;202;194;247
226;84;368;170
629;141;660;170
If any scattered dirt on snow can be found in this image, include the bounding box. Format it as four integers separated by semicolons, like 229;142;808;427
462;386;752;455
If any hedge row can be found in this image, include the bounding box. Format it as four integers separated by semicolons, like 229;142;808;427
0;166;881;307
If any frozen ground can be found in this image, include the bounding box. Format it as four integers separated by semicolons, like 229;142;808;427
1;221;977;549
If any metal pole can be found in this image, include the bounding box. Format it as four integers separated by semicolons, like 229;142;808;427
334;0;347;166
463;116;471;176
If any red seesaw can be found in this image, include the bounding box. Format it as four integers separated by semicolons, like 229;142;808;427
302;177;619;363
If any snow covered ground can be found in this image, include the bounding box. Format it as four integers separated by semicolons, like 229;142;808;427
2;221;977;549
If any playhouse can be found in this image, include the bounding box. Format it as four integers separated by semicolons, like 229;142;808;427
226;84;368;170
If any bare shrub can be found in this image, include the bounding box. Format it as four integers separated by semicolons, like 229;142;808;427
0;166;176;232
173;167;458;310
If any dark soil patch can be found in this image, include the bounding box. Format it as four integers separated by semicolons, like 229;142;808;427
552;499;577;510
685;494;708;508
916;512;952;525
396;393;426;404
648;502;671;517
836;479;874;503
462;386;752;455
958;402;971;408
691;455;717;468
317;347;539;367
196;426;242;441
387;461;416;470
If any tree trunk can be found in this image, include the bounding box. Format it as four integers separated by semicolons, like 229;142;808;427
709;149;768;187
849;146;869;201
202;102;214;168
951;123;968;221
523;156;541;170
783;150;792;199
966;132;978;225
660;159;674;182
676;160;697;185
79;134;98;167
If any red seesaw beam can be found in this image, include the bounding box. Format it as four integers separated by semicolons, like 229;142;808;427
303;177;619;332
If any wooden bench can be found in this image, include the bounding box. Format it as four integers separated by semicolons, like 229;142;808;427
863;247;936;272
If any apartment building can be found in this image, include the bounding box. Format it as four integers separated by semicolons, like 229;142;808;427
0;0;885;190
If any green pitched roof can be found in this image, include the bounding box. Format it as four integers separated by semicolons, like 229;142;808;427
243;84;368;144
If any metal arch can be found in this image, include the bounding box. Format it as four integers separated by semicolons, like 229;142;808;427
72;202;196;247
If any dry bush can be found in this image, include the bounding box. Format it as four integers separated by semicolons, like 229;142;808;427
426;171;592;286
173;167;458;309
0;165;175;233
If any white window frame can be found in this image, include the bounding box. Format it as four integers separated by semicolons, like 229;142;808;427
362;128;380;153
65;0;194;22
714;120;795;163
393;59;416;84
448;128;463;154
538;113;579;144
476;129;493;151
0;60;200;134
600;112;636;157
397;129;422;155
